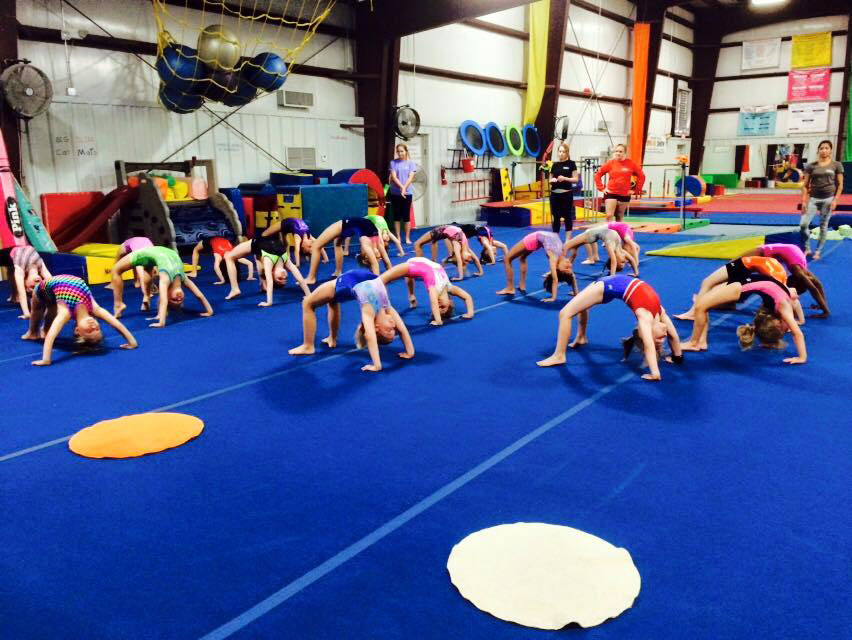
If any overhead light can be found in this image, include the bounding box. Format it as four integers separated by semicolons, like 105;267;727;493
750;0;788;7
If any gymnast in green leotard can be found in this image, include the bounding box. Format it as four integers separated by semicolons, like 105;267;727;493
111;246;213;327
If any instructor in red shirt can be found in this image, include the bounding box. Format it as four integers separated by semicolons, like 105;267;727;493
594;143;645;222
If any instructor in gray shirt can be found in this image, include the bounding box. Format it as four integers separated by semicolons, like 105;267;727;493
801;140;844;260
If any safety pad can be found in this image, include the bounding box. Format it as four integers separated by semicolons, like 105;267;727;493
448;522;641;630
648;235;765;259
72;243;121;258
630;222;682;233
69;413;204;459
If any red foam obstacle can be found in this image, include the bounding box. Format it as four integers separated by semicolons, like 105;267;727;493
347;169;386;216
45;187;139;252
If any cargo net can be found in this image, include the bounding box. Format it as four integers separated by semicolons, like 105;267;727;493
153;0;336;113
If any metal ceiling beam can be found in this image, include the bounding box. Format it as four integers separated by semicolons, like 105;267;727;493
159;0;350;39
836;13;851;162
534;0;570;149
687;23;721;172
0;0;21;181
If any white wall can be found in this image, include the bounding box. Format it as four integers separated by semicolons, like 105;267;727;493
17;0;362;196
703;14;849;174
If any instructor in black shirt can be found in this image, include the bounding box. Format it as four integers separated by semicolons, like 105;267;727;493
548;142;579;236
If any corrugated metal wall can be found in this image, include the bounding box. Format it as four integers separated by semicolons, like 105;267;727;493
21;102;365;199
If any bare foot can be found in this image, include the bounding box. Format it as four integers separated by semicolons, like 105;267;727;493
536;354;566;367
674;311;694;321
581;259;596;265
321;336;337;348
225;290;241;300
213;280;226;285
496;287;515;296
680;341;706;352
258;301;272;307
812;252;821;261
141;300;150;311
114;302;126;318
569;336;588;348
409;296;418;308
246;276;256;281
288;344;315;356
305;277;316;286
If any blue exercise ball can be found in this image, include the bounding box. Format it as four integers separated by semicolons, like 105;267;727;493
202;69;239;102
156;44;207;93
221;75;258;107
243;52;287;92
159;84;203;114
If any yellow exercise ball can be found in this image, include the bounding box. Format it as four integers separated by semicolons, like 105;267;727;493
197;24;241;70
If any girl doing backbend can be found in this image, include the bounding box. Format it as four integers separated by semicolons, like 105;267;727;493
680;267;806;365
562;224;639;276
413;225;482;280
22;275;137;366
289;269;414;372
497;231;575;302
537;274;682;381
380;257;474;325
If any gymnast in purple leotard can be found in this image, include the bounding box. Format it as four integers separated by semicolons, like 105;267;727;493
496;231;576;302
289;269;415;372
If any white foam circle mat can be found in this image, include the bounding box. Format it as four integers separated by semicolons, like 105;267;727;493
447;522;641;629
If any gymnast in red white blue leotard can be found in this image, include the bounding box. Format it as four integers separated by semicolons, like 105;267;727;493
537;274;683;381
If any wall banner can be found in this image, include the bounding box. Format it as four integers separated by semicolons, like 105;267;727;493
737;106;777;136
742;38;781;70
791;32;832;69
787;68;831;102
787;102;829;134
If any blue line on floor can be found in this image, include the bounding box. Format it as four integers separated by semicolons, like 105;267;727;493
0;291;545;463
198;305;739;639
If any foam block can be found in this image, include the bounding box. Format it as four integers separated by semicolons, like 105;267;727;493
485;206;530;227
648;235;765;259
72;243;121;258
631;222;682;233
301;184;368;236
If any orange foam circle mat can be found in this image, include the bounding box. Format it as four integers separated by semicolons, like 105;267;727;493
68;413;204;459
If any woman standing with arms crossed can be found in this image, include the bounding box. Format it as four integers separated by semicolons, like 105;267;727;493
548;142;579;237
388;143;417;245
594;143;645;222
801;140;844;260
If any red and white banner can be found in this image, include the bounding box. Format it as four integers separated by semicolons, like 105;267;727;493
787;68;831;103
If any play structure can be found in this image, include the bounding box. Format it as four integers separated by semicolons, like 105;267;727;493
110;159;242;249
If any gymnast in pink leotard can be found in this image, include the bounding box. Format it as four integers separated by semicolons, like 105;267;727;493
738;243;829;317
413;225;482;280
380;257;474;325
115;237;156;308
497;231;576;302
681;273;807;365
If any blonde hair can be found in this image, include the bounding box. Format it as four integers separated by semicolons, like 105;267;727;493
557;142;570;157
395;143;409;157
738;309;786;350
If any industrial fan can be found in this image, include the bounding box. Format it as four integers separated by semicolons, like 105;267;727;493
1;61;53;119
411;166;428;201
393;105;421;140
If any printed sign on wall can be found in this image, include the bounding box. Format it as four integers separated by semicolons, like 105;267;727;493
791;32;832;69
742;38;781;70
787;102;829;134
787;68;831;102
737;107;777;136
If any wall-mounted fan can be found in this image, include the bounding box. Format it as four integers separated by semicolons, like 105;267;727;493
393;105;420;140
411;167;428;201
1;61;53;119
554;115;569;141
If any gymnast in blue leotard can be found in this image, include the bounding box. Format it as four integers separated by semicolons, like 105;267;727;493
289;269;415;371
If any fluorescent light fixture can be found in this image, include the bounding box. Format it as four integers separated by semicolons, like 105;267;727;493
751;0;788;7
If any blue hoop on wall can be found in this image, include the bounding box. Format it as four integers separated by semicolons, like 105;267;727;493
483;122;508;157
522;124;542;157
459;120;487;156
